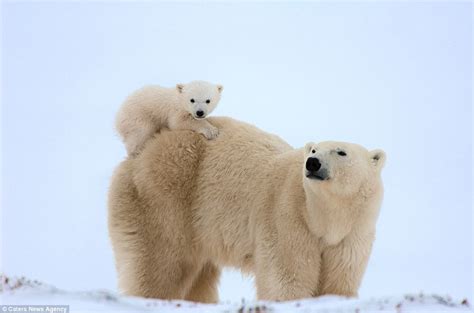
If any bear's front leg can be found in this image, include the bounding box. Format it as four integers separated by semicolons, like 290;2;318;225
318;231;375;297
169;112;219;140
255;240;321;301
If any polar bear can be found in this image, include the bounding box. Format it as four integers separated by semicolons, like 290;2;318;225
108;117;385;302
115;81;223;156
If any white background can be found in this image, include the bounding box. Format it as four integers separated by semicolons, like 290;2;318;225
1;2;472;302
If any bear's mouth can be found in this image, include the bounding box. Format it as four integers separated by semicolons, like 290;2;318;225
305;170;329;181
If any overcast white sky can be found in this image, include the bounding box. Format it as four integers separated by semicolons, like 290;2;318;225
1;1;472;302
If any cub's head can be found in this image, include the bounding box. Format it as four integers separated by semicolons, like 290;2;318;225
303;141;386;198
176;80;223;119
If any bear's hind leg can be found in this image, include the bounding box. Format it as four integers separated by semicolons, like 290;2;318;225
184;262;221;303
111;212;201;300
124;123;157;156
109;160;201;300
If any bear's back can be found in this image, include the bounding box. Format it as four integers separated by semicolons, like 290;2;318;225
195;117;294;202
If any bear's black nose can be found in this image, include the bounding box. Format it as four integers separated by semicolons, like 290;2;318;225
306;157;321;172
196;110;204;117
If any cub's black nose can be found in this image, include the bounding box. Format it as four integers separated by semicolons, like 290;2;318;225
196;110;204;117
306;157;321;172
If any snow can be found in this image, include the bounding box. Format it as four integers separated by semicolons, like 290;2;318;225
0;276;471;313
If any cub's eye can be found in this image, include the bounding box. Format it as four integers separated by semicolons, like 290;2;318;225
190;99;195;103
311;149;316;153
337;151;347;156
206;99;211;104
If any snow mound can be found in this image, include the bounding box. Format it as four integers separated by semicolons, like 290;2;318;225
0;274;470;313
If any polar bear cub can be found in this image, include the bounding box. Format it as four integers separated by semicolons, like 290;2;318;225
116;80;223;156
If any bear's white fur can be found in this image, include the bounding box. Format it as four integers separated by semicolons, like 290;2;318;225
115;81;223;156
108;117;385;302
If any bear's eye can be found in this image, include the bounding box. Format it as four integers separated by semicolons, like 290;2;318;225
190;99;195;103
337;151;347;156
311;149;316;154
206;99;211;104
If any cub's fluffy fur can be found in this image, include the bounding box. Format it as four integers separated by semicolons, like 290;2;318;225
108;117;385;302
115;81;223;156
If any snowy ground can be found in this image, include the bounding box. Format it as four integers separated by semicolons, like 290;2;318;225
0;275;470;313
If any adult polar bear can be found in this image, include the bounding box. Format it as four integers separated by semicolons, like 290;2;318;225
108;117;385;302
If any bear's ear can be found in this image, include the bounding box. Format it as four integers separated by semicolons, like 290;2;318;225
304;142;316;155
370;149;386;170
217;84;224;93
176;84;185;93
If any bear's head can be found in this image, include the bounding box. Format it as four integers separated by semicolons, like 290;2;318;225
303;141;386;243
303;141;385;199
176;80;223;119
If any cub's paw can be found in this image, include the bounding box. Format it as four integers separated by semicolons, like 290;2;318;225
200;126;219;140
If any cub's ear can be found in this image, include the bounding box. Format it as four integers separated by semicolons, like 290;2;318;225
304;142;316;155
370;149;386;170
217;84;224;93
176;84;185;93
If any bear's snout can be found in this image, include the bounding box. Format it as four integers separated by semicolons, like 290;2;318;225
305;157;329;180
306;157;321;172
196;110;205;118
